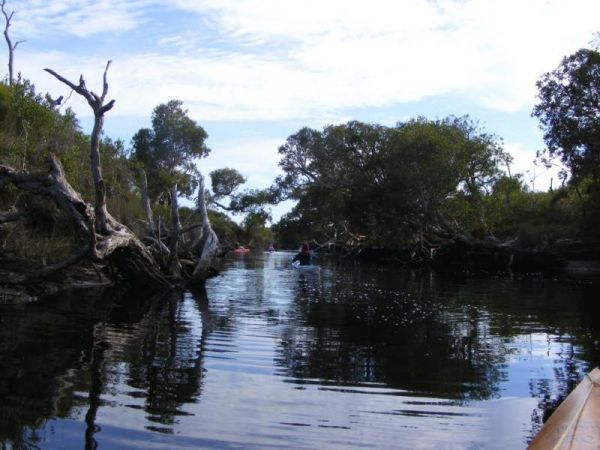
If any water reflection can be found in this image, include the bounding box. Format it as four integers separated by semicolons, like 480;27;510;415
279;268;507;401
0;252;599;449
0;289;114;449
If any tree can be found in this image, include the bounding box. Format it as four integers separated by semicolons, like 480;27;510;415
130;100;217;276
190;172;218;283
1;0;24;86
44;62;116;234
532;49;600;185
273;118;506;251
130;100;210;274
210;167;246;198
208;167;246;211
273;122;388;246
131;100;209;200
0;79;79;170
37;62;169;287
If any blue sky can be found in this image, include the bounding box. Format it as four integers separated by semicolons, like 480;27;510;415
4;0;600;220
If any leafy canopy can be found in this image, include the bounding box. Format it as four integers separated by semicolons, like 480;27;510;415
130;100;209;200
274;117;506;246
532;49;600;183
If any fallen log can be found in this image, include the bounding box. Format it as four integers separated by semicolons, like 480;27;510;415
0;155;170;290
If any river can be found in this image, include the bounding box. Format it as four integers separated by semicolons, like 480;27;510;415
1;251;599;449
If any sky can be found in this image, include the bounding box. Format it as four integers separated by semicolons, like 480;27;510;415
4;0;600;221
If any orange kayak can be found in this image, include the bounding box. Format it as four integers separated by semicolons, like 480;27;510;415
528;367;600;449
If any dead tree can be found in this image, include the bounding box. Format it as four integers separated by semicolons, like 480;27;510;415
139;168;155;235
136;167;170;259
1;0;24;85
0;155;170;288
37;62;172;289
0;209;21;223
167;184;182;275
44;61;116;235
0;154;96;282
190;173;219;284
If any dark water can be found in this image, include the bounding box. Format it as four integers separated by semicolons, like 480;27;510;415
1;252;599;449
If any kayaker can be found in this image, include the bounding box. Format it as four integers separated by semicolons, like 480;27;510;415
292;242;315;266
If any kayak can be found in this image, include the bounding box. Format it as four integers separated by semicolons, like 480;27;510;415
233;247;250;254
528;367;600;449
292;261;320;271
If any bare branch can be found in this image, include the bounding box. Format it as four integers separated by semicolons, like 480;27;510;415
181;223;202;234
99;99;115;115
1;0;18;84
48;94;63;110
0;210;22;223
101;60;112;100
0;155;96;245
191;173;219;283
26;244;91;280
45;62;117;235
0;1;12;23
212;199;234;211
44;63;116;118
44;68;95;105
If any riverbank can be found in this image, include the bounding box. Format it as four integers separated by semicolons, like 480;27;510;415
331;236;600;274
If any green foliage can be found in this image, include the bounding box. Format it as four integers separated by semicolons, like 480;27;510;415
101;138;144;226
445;176;583;246
0;79;151;255
272;213;313;249
0;80;80;170
0;192;80;264
273;117;507;248
0;83;10;121
208;209;243;244
533;49;600;184
130;100;210;200
381;117;506;237
240;210;273;247
210;167;246;197
532;48;600;234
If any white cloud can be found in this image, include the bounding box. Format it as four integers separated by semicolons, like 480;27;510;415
5;0;596;211
505;142;566;191
168;0;600;115
12;0;152;38
9;0;600;122
200;137;283;189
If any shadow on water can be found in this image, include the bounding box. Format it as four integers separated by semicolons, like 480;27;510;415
0;285;226;449
0;287;115;449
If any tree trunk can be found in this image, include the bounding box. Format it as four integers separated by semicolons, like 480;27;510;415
139;168;155;235
44;61;116;234
0;154;96;281
167;184;181;276
1;155;170;289
90;113;110;234
1;1;23;86
0;209;21;223
137;168;170;259
190;173;219;284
